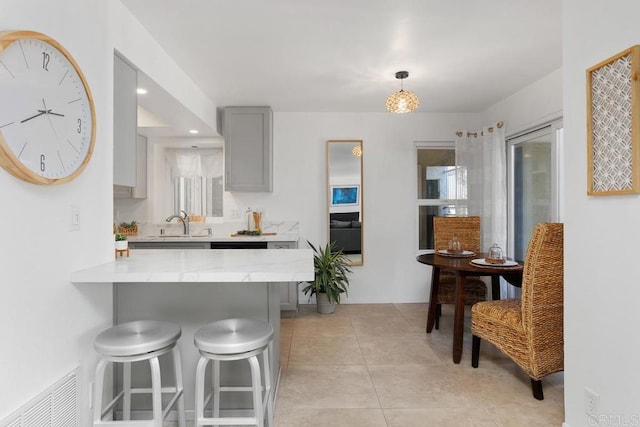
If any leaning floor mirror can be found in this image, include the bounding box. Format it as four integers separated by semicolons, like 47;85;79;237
327;140;363;266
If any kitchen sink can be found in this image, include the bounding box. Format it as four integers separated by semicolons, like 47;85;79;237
144;235;209;239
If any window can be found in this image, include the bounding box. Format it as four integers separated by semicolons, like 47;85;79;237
507;121;563;262
166;148;223;218
416;143;460;250
173;176;223;217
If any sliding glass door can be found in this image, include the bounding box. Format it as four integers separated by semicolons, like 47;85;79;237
507;121;563;262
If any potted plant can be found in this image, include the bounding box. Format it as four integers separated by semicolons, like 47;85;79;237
302;241;352;314
118;221;138;236
114;232;128;251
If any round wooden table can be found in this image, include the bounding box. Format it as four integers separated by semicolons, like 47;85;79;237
416;252;523;364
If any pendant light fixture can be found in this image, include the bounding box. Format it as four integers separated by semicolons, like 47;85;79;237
386;71;420;113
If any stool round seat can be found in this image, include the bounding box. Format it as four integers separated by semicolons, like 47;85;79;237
94;320;181;357
194;318;274;426
92;320;186;427
194;318;273;355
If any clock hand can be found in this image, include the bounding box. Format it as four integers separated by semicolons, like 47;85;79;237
21;111;47;123
37;109;65;118
41;99;59;138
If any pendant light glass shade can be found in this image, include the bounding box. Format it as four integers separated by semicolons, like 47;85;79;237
386;71;419;113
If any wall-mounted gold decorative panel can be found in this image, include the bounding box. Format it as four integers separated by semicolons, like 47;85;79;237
587;45;640;195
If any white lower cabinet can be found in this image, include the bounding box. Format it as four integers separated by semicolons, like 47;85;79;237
268;241;299;316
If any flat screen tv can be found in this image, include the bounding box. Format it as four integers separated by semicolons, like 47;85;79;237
331;185;359;206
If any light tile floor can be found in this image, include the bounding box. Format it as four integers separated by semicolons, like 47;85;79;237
274;303;564;427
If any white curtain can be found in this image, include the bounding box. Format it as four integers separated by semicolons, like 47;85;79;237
455;122;510;297
165;148;224;217
199;149;223;179
165;148;223;179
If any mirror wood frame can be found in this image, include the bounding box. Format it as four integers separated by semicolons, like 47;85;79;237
327;139;363;266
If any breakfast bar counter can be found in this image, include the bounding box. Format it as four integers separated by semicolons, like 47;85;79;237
71;249;313;422
71;248;313;283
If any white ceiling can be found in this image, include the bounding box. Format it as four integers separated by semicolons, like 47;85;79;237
122;0;562;134
135;70;216;138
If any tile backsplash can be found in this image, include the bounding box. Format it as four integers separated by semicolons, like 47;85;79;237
115;220;300;238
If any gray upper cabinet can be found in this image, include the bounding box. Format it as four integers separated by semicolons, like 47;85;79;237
132;134;147;198
113;54;137;187
223;107;273;192
115;134;147;199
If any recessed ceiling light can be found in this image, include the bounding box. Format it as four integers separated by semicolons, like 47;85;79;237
189;129;199;134
136;88;147;95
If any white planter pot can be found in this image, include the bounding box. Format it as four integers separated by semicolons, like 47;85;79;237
115;240;128;250
316;292;336;314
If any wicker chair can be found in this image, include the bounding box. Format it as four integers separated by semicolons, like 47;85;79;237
471;222;563;400
432;216;487;329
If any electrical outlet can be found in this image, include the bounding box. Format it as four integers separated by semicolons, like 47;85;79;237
232;209;240;218
584;387;599;416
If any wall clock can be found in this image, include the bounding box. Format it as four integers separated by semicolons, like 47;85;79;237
0;30;96;184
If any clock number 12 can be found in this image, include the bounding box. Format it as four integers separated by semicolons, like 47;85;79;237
42;52;50;71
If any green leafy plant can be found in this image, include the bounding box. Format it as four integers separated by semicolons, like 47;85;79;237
118;221;137;231
114;232;127;241
301;241;352;304
236;229;261;236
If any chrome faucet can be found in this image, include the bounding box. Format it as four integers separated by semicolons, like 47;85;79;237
165;210;190;235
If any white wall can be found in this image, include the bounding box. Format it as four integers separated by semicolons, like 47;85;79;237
0;0;113;422
563;1;640;425
228;112;482;303
483;67;563;135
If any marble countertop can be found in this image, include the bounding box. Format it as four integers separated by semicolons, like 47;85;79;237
127;233;298;243
71;249;314;283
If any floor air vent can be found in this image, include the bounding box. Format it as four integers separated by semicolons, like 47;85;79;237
1;368;79;427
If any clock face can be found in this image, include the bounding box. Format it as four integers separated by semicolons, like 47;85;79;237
0;31;95;184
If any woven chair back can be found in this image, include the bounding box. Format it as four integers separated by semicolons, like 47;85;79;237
433;216;481;253
520;222;564;377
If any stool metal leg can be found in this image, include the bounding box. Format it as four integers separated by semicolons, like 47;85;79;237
262;348;272;427
195;356;209;427
213;360;220;418
172;347;187;427
93;359;108;425
149;357;163;427
248;355;264;427
123;362;131;420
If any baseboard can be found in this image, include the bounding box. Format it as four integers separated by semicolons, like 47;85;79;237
280;309;298;318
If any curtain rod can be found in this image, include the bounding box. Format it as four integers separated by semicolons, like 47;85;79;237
456;121;503;138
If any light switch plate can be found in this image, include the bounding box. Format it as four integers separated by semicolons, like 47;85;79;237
70;205;80;231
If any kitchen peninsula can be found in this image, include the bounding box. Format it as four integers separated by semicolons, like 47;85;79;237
125;221;302;314
71;248;313;421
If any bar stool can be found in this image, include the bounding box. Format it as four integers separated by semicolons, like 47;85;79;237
92;320;186;427
194;318;273;427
